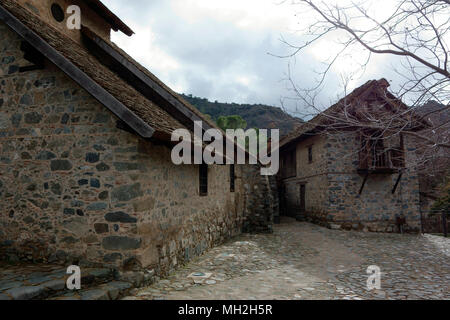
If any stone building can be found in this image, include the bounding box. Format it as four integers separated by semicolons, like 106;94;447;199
0;0;275;275
278;79;427;233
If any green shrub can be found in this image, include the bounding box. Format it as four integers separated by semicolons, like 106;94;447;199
431;179;450;213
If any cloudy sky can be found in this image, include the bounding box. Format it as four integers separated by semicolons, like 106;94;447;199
102;0;404;116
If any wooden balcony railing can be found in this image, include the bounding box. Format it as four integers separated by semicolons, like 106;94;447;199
358;148;404;173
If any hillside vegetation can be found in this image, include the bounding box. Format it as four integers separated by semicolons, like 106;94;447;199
180;94;303;137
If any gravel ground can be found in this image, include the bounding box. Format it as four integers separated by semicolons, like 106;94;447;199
124;218;449;300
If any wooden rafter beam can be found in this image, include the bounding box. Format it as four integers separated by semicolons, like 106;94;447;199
359;172;369;195
19;40;45;72
392;171;403;194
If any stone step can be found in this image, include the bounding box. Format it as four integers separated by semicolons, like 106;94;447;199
48;281;133;300
0;268;115;300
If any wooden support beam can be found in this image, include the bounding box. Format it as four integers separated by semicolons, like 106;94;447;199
116;120;136;135
19;64;44;72
359;173;369;195
0;5;155;139
392;172;403;194
19;40;45;72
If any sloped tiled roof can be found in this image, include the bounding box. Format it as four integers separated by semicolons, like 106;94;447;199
279;79;426;150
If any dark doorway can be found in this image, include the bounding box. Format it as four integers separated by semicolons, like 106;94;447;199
297;184;306;221
279;184;287;217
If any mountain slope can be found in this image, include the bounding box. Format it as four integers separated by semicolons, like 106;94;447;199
180;94;303;137
415;100;450;127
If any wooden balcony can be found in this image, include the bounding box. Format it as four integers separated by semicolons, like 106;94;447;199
358;148;404;174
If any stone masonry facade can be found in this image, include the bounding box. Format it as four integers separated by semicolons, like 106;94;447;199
280;132;421;233
0;21;276;275
241;165;278;234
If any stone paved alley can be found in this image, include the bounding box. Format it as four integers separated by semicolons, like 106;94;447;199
126;218;449;300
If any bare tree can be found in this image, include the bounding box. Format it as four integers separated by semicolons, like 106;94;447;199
278;0;449;177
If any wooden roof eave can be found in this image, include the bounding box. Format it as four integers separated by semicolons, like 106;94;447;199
82;0;134;36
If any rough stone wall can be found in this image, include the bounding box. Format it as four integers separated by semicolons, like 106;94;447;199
241;165;277;233
326;133;421;233
297;135;329;217
0;22;248;274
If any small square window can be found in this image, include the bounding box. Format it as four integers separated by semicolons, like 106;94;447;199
199;164;208;196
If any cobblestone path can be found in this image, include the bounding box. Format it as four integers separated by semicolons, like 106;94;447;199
125;218;449;300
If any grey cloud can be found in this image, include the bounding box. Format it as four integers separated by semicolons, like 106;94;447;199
102;1;404;116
